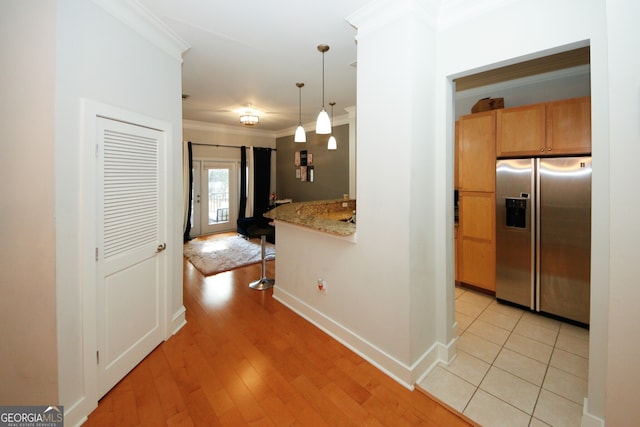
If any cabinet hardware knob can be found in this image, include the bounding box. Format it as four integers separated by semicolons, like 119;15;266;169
156;243;167;253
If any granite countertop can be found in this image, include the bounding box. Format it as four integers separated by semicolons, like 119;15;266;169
264;199;356;236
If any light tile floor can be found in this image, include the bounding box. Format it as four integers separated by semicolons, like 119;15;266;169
418;286;589;427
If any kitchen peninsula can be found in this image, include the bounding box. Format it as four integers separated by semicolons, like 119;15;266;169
264;199;356;237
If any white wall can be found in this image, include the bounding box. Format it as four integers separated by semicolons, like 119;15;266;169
184;120;277;149
273;1;449;387
436;0;608;424
605;0;640;425
54;0;186;424
0;0;58;405
275;0;626;424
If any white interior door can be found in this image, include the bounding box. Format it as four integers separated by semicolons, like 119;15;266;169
96;117;166;398
197;160;238;235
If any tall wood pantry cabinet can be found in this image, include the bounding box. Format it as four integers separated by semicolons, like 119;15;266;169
456;110;496;292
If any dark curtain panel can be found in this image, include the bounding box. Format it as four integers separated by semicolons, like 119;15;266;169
238;146;247;220
183;141;193;243
253;147;272;216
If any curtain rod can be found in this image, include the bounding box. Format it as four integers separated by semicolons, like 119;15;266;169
190;142;276;151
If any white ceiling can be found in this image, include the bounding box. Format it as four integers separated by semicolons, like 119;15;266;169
138;0;374;132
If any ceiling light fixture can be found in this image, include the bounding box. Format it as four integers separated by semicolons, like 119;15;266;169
315;44;331;134
240;105;259;126
240;114;259;126
294;83;306;143
327;102;337;150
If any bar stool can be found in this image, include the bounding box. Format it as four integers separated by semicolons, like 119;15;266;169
249;234;275;290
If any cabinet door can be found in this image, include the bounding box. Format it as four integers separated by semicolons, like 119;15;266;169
458;191;495;291
496;103;546;157
458;111;496;192
546;96;591;155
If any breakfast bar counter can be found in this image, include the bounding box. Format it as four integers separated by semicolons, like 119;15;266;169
264;199;356;237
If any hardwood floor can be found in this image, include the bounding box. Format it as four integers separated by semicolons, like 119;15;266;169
86;233;474;426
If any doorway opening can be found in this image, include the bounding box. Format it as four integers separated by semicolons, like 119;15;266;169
191;160;239;236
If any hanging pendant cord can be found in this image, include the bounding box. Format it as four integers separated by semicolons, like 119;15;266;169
321;52;325;109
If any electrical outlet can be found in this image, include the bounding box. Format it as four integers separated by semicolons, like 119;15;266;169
342;202;348;207
317;278;327;294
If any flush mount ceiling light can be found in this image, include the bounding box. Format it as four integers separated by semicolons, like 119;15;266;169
240;114;259;126
327;101;337;150
315;44;331;134
239;105;260;126
294;83;306;143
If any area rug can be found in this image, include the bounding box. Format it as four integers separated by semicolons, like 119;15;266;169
184;235;275;276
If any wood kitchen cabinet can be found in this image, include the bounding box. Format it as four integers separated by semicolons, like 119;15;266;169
458;110;496;192
496;103;546;157
496;96;591;157
458;191;495;291
546;96;591;155
455;114;496;292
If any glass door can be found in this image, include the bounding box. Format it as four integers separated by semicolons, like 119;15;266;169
190;160;239;236
199;161;238;235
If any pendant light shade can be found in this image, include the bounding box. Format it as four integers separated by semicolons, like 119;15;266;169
294;125;306;142
316;108;331;134
327;101;337;150
316;44;332;134
327;135;337;150
294;82;306;143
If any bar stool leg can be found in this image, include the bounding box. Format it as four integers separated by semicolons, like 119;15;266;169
249;235;275;290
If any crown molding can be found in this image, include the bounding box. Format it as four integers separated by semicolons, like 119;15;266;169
91;0;190;61
183;119;278;138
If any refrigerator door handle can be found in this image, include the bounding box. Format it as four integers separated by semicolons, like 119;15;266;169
534;158;541;312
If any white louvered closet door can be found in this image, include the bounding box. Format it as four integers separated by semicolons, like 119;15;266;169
96;117;166;398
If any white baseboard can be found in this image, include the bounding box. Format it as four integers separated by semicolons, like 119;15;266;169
61;395;94;427
581;398;605;427
273;287;451;389
414;336;458;386
170;306;187;336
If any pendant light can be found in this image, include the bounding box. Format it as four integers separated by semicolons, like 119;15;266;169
315;44;331;134
327;102;337;150
294;83;306;143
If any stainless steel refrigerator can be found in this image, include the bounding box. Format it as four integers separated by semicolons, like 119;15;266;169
496;157;591;325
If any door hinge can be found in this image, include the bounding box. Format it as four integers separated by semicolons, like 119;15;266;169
96;144;99;157
95;248;99;261
96;350;99;364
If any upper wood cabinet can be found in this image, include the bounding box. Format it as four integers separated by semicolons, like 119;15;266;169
458;110;496;192
496;103;546;157
546;96;591;155
496;96;591;157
